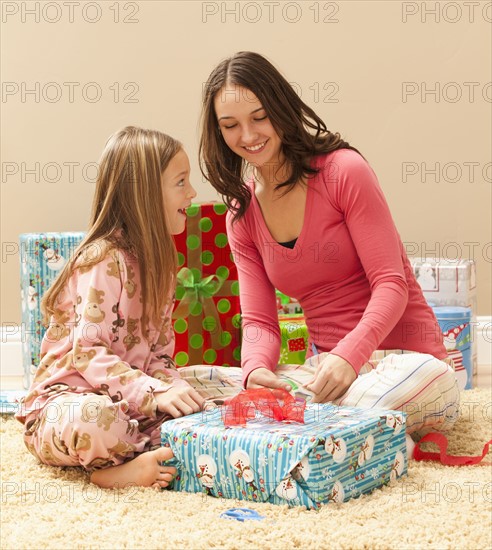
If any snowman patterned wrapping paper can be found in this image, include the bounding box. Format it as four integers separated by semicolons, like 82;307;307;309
19;232;86;389
161;403;407;509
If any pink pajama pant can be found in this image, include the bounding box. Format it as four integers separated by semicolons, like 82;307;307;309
22;351;460;471
22;393;168;471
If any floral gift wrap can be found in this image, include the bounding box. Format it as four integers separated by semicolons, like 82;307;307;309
161;397;407;510
172;203;241;367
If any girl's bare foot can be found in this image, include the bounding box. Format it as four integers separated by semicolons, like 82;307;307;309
90;447;176;489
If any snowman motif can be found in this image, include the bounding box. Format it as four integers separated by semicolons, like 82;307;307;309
328;480;345;503
27;280;38;311
325;435;347;463
357;434;375;467
416;263;436;291
229;449;257;489
291;455;310;482
196;454;217;491
42;246;66;271
384;414;404;435
389;451;405;482
442;323;469;390
275;476;298;500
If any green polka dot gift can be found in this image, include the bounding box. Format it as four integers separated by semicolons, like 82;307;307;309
172;203;241;367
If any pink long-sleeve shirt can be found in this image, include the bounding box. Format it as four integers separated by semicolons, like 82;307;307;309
16;246;188;424
227;149;447;386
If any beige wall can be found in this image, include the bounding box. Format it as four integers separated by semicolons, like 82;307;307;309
2;0;491;327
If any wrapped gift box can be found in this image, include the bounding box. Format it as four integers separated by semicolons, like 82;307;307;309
0;390;28;414
19;232;86;389
161;401;407;509
172;203;241;367
279;314;309;364
276;290;303;315
410;258;478;386
410;258;477;308
433;306;472;390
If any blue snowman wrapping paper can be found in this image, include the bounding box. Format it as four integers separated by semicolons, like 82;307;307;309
19;232;86;389
161;403;407;509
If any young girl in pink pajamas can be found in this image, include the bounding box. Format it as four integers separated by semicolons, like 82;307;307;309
198;52;460;450
16;126;203;489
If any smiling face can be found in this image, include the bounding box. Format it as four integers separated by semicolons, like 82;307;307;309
214;84;283;170
161;149;197;235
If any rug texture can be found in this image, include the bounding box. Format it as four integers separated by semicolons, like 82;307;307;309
1;388;491;550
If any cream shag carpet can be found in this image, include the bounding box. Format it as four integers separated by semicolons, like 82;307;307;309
1;388;491;550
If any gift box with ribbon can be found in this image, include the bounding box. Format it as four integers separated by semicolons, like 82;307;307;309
172;203;241;367
279;314;309;364
161;389;407;509
19;232;86;389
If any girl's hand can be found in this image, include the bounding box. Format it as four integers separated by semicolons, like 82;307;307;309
155;386;205;418
246;367;292;392
304;354;357;403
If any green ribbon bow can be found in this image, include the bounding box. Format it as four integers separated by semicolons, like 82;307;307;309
174;268;224;312
173;267;229;356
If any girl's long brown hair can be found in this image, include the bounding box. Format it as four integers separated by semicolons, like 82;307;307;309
199;51;364;221
42;126;181;335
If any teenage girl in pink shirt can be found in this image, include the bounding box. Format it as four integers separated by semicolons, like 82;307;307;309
197;51;460;446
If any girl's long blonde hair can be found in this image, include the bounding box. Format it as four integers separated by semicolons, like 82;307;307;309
42;126;181;335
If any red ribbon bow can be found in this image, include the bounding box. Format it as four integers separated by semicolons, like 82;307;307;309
222;388;306;427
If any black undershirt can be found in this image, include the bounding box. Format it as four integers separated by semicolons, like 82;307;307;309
278;237;298;249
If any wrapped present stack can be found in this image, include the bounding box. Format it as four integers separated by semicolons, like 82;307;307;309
172;203;241;367
19;232;86;389
161;392;408;509
410;258;477;389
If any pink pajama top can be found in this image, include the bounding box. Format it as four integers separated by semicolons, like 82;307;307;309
16;247;187;424
226;149;447;385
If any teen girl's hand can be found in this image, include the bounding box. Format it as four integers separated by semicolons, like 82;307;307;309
304;354;357;403
156;385;205;418
246;367;292;392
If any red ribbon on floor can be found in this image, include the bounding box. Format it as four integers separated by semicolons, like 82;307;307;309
413;433;492;466
222;388;306;427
